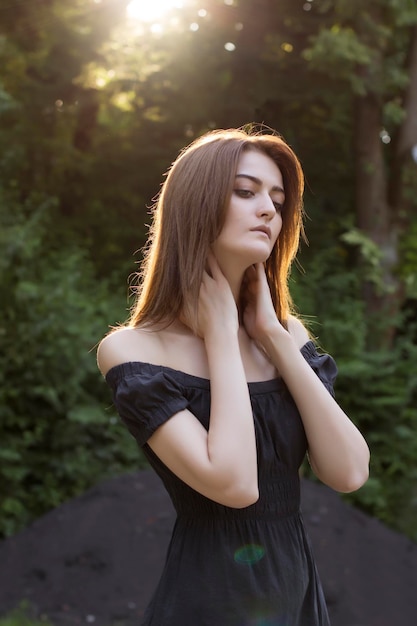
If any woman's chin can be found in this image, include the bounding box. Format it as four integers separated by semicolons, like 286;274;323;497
214;245;272;271
244;248;272;265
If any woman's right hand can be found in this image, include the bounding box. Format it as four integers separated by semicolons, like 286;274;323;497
241;262;285;345
154;252;258;507
195;253;239;340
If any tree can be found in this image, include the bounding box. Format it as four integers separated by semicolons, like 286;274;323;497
302;0;417;347
0;0;416;538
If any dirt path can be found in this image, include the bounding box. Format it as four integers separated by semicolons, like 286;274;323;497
0;471;416;625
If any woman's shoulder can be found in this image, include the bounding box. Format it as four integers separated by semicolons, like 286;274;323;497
97;325;164;376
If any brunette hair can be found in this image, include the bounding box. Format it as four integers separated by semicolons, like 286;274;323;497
129;127;305;330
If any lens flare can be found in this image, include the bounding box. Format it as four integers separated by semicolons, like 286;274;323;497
126;0;184;22
234;543;266;565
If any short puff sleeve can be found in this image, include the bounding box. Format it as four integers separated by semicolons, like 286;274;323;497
300;341;338;397
105;363;189;446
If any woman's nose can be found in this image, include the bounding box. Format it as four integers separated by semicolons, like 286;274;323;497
258;194;276;218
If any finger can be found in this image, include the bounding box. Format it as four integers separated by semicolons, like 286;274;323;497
255;263;270;288
243;264;256;283
254;262;265;277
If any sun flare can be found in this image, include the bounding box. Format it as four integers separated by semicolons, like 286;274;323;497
126;0;185;22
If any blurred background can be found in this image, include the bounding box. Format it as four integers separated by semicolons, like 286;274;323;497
0;0;416;582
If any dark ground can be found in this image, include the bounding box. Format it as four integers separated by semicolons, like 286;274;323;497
0;470;416;626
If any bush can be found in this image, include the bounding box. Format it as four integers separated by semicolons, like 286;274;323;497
293;243;417;541
0;190;143;537
336;336;417;541
1;188;416;543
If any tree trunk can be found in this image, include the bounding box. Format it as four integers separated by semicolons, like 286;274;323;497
353;94;401;349
397;25;417;159
353;25;417;349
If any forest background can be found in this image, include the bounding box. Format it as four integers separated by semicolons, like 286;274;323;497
0;0;416;544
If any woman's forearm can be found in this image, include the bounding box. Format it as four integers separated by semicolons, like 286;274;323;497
204;326;259;505
261;328;370;493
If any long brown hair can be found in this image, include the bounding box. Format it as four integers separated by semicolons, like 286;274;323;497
129;127;305;331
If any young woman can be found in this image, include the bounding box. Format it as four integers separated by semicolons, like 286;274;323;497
97;127;369;625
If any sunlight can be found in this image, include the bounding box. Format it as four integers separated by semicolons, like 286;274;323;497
126;0;185;22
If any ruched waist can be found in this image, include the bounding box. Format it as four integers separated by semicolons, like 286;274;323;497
170;474;301;521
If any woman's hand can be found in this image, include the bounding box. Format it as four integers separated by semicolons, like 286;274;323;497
241;263;286;344
196;253;239;340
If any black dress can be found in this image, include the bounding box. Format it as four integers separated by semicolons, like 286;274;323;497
105;340;337;626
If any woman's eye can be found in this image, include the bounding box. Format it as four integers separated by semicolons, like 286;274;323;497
234;189;253;198
273;201;283;212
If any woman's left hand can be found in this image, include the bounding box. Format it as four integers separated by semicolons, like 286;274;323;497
241;263;285;344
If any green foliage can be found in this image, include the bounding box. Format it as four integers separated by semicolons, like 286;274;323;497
340;228;388;294
303;0;416;103
0;603;51;626
0;189;143;537
337;337;417;542
303;27;373;95
292;233;367;357
293;234;417;542
399;217;417;299
0;0;416;545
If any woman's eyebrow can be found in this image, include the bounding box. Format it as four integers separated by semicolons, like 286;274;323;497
235;173;285;194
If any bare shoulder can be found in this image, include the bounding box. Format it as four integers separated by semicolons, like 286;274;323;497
287;315;311;349
97;326;163;376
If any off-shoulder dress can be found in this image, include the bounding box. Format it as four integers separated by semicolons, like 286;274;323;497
105;340;337;626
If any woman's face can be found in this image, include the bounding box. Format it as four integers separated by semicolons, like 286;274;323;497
213;149;284;268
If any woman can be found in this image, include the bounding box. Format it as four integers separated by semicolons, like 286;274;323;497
97;127;369;625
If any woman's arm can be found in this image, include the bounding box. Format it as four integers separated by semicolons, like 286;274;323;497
147;321;259;507
243;263;370;493
98;257;259;508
